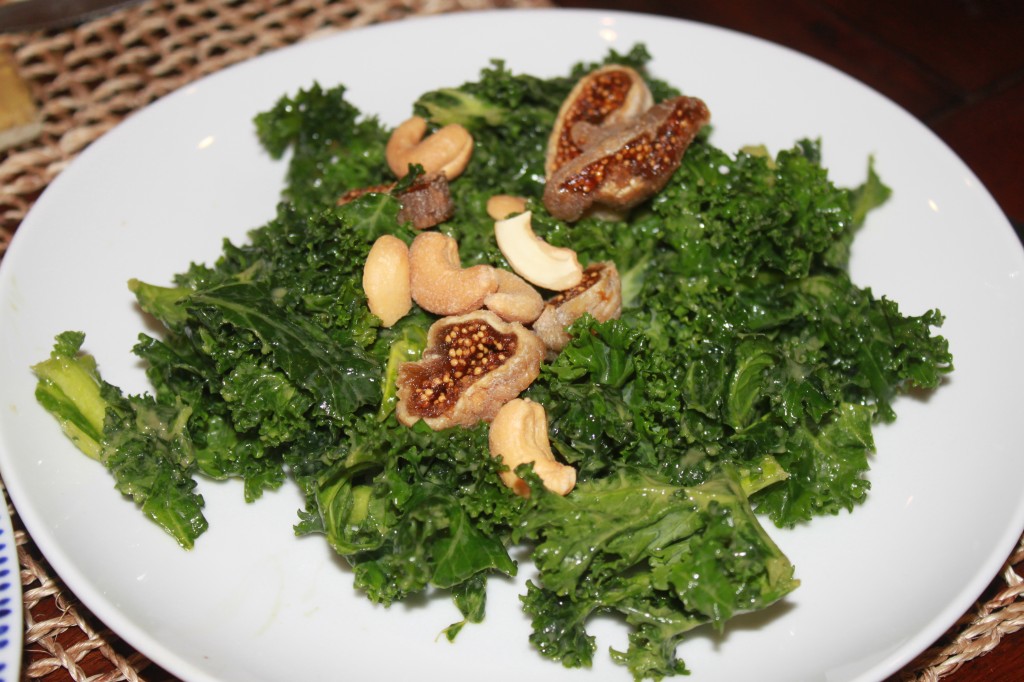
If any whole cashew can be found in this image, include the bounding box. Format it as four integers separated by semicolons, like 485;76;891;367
362;235;412;327
409;231;498;316
386;116;474;180
488;398;576;497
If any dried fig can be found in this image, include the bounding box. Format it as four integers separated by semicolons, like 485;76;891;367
533;261;622;352
395;310;545;430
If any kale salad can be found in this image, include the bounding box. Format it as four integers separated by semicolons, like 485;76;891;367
32;45;952;679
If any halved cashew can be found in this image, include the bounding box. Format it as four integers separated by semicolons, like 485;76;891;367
486;194;527;221
488;398;576;497
386;116;474;180
494;211;583;291
362;235;411;327
409;231;497;316
484;269;545;324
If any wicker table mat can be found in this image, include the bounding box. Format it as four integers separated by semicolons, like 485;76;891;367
1;1;1023;679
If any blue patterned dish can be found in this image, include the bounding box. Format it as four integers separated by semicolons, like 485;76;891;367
0;497;20;682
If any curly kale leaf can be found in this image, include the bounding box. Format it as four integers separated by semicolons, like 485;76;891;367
181;279;379;420
517;469;798;679
33;332;208;548
312;416;521;606
132;332;284;501
752;401;875;524
50;195;399;523
528;139;950;528
254;82;390;215
126;199;399;491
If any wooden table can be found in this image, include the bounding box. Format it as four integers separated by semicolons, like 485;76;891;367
2;0;1022;680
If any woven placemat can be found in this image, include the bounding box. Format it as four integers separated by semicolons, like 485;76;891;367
1;1;1022;679
0;0;550;255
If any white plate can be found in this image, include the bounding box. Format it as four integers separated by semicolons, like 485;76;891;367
1;9;1022;682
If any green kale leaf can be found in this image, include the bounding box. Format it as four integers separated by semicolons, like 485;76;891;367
254;82;390;215
33;332;208;548
517;469;798;679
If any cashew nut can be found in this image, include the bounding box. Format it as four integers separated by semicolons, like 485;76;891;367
362;235;412;327
386;116;474;181
484;268;545;324
486;194;527;221
409;231;498;316
488;398;576;497
494;211;583;291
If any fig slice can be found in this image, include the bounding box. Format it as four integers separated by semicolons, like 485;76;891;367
533;261;622;352
545;65;654;178
395;310;545;430
544;95;710;222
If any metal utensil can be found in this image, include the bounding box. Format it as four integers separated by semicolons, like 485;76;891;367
0;0;141;32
